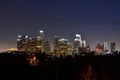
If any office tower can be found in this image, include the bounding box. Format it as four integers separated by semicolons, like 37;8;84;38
86;44;90;53
95;42;104;55
44;41;51;54
104;42;108;53
17;35;22;51
81;40;87;53
40;30;44;39
67;42;72;55
82;40;86;48
35;36;42;53
17;35;28;51
111;42;116;53
104;42;108;50
39;30;44;53
53;35;59;54
21;35;28;51
27;38;35;53
74;38;80;54
74;34;82;54
54;35;59;48
59;38;68;54
76;34;82;47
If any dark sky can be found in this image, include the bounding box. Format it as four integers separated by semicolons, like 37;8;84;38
0;0;120;51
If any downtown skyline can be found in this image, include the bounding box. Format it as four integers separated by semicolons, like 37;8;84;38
0;0;120;52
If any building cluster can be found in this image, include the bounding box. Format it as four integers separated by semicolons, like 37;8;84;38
17;30;50;54
17;30;90;56
53;34;90;56
95;42;116;55
16;30;116;56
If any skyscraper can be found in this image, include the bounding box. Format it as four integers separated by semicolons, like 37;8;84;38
104;42;108;53
59;38;68;54
17;35;28;51
76;34;82;47
27;38;35;53
82;40;86;48
53;35;59;54
95;42;104;55
74;34;82;54
111;42;116;53
17;35;22;51
44;41;51;54
35;36;42;53
54;35;59;48
39;30;44;53
104;42;108;51
40;30;44;39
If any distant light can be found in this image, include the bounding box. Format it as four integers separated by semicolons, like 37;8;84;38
60;38;68;41
37;36;41;38
76;34;81;38
74;38;79;41
25;35;28;38
17;39;21;41
83;40;86;44
96;48;99;51
40;30;44;33
18;35;22;38
54;35;58;38
29;38;32;40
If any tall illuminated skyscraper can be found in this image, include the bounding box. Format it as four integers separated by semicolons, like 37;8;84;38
104;42;108;53
104;42;108;51
74;34;82;54
17;35;22;51
35;36;42;53
27;38;35;53
67;42;72;55
40;30;44;39
76;34;82;47
39;30;44;53
59;38;68;54
17;35;28;51
82;40;86;48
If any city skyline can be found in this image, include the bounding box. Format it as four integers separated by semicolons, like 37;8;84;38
0;0;120;52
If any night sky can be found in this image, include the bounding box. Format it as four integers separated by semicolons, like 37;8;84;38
0;0;120;52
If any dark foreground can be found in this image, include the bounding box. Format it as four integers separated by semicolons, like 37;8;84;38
0;52;120;80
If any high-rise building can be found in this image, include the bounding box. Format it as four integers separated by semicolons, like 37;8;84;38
35;36;42;53
95;42;104;55
17;35;22;51
82;40;86;48
27;38;35;53
17;35;28;51
86;44;90;53
76;34;82;47
39;30;44;52
54;35;59;48
74;38;80;54
74;34;82;54
53;35;59;54
40;30;44;39
104;42;109;53
111;42;116;53
44;41;51;54
59;38;68;54
67;42;72;55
